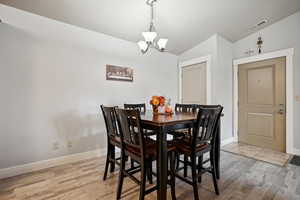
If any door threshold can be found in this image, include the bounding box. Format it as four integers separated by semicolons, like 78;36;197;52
222;142;291;167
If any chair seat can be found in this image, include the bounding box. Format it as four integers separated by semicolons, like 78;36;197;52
110;136;121;147
126;138;176;159
175;138;210;156
174;129;189;134
149;134;175;141
168;129;190;138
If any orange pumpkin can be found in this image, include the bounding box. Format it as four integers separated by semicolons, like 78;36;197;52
165;106;172;113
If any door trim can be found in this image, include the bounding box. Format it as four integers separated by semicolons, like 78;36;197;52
178;55;212;104
233;48;294;154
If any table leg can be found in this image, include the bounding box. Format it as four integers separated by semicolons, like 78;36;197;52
156;126;168;200
215;121;221;179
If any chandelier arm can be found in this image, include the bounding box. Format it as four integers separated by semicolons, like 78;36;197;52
153;44;165;52
141;42;151;54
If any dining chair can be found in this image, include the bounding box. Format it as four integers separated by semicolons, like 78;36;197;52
175;103;197;113
194;104;223;180
124;103;146;113
124;103;156;170
173;103;196;176
115;108;176;200
172;103;196;138
124;103;153;135
170;105;223;200
101;105;121;181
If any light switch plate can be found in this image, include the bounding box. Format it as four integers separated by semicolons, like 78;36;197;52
296;96;300;102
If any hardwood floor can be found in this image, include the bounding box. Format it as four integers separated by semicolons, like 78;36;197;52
1;151;300;200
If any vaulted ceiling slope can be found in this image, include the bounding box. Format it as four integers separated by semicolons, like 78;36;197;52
1;0;300;55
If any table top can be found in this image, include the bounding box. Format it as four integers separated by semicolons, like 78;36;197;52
140;111;197;126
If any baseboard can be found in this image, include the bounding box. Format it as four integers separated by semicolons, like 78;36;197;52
221;137;235;147
3;141;295;179
293;148;300;156
0;148;106;179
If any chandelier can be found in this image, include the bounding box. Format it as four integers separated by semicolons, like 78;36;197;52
137;0;168;54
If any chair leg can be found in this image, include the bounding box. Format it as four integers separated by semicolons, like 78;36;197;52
210;151;220;195
103;145;110;181
197;156;203;183
184;155;188;177
110;145;115;173
139;164;146;200
170;152;177;200
191;157;200;200
175;153;180;170
117;153;126;200
146;160;153;184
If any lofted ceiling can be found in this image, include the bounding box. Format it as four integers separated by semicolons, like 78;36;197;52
1;0;300;55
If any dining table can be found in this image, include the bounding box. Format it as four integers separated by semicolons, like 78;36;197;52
140;111;221;200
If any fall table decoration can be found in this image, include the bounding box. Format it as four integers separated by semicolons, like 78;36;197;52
150;96;173;115
150;96;165;114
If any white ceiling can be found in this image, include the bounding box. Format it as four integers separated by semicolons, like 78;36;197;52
1;0;300;55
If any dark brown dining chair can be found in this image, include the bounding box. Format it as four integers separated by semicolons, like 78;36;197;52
173;103;197;176
124;103;155;138
101;105;121;181
175;103;196;113
170;105;223;200
124;103;155;170
115;108;176;200
172;103;196;138
124;103;146;113
194;104;223;180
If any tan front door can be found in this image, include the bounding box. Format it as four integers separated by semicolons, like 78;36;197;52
181;62;207;104
238;57;286;152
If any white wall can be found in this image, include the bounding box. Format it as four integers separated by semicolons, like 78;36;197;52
179;35;218;102
233;11;300;150
0;5;178;169
179;34;234;141
216;36;234;141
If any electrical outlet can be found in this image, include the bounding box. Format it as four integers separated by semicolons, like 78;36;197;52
67;141;73;148
296;96;300;102
53;142;59;150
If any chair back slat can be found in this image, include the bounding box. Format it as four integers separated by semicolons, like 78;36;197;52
192;105;223;149
101;105;119;139
115;109;145;156
124;103;146;113
175;104;196;113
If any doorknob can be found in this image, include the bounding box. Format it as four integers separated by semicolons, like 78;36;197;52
278;104;285;115
278;108;285;115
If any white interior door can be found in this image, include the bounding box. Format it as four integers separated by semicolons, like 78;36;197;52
181;62;207;104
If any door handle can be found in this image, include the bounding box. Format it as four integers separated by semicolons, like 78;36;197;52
278;108;285;115
278;104;285;115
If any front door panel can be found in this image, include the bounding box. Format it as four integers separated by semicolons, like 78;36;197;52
238;57;286;152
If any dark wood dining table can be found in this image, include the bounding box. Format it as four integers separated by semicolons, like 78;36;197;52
140;111;221;200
